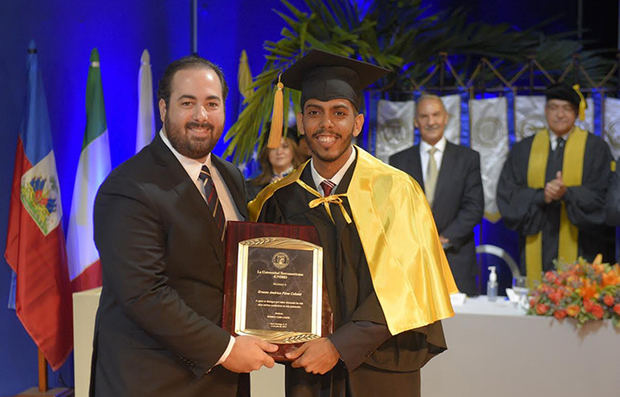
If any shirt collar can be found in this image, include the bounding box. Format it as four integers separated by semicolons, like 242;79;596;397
420;135;447;153
549;127;572;146
310;146;356;193
160;129;211;181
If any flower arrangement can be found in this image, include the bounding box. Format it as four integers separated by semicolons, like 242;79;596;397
527;255;620;328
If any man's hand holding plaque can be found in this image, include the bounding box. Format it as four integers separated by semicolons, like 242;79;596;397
286;337;340;375
221;335;278;373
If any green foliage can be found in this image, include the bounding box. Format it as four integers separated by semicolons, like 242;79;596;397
224;0;615;163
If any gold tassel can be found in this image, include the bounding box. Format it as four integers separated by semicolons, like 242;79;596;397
267;75;284;149
572;84;586;121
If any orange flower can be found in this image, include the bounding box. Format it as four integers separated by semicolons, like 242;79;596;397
553;309;567;320
536;303;549;315
591;305;604;319
614;304;620;316
549;291;562;305
579;281;598;300
566;305;580;317
592;263;605;275
583;298;594;312
544;272;557;284
602;271;618;288
603;294;615;306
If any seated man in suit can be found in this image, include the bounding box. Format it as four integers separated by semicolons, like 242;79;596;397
390;95;484;295
91;55;277;397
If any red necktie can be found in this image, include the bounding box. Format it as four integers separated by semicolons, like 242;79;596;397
199;165;226;239
320;180;336;196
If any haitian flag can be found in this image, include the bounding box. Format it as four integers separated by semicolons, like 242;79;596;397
4;41;73;371
66;48;111;292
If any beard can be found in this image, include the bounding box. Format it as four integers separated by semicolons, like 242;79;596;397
164;116;221;160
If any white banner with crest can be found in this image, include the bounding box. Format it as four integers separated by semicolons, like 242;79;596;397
604;97;620;160
375;100;415;162
441;94;461;145
469;97;509;222
515;95;546;141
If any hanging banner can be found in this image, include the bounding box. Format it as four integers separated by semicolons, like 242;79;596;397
469;97;509;222
375;99;415;162
514;95;546;142
441;94;461;145
604;97;620;160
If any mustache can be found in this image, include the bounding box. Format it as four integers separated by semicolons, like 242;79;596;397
186;121;214;130
424;124;442;130
311;128;340;137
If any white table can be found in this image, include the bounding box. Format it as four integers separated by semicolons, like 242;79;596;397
74;292;619;397
421;296;620;397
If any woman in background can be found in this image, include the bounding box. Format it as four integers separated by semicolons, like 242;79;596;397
246;130;305;201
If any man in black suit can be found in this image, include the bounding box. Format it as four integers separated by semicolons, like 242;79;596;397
390;95;484;295
90;56;277;396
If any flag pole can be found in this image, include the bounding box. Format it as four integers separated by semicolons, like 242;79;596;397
13;349;73;396
190;0;197;55
38;349;48;392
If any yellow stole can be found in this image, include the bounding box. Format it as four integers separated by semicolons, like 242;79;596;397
249;146;457;335
525;127;586;287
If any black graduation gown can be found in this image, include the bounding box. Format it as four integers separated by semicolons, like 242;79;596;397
257;159;446;397
496;132;615;272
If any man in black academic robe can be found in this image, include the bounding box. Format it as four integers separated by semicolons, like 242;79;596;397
249;50;457;397
497;83;614;279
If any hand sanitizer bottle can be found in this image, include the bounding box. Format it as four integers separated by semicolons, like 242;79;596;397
487;266;498;301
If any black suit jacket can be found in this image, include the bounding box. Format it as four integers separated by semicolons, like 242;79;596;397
389;142;484;295
90;133;248;397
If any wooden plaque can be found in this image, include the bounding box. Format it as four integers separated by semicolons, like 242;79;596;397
223;221;334;361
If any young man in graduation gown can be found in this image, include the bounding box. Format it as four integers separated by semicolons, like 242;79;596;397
249;50;458;397
496;83;615;284
390;95;484;296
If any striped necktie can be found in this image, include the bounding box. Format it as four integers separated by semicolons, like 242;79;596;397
320;180;336;196
199;165;226;239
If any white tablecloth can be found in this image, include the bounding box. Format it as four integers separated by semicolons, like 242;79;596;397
422;296;620;397
74;292;619;397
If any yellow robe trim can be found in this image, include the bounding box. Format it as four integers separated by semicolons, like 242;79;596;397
249;146;457;335
526;127;586;287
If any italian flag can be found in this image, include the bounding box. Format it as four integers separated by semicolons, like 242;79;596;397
66;48;111;292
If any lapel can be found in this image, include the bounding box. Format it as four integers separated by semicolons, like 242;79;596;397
432;141;455;211
211;155;248;220
150;134;225;263
410;145;425;190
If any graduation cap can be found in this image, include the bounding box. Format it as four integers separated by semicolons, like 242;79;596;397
267;49;390;148
545;82;586;121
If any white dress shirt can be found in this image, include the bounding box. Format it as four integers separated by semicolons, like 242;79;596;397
549;128;572;151
310;146;357;196
160;130;243;222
